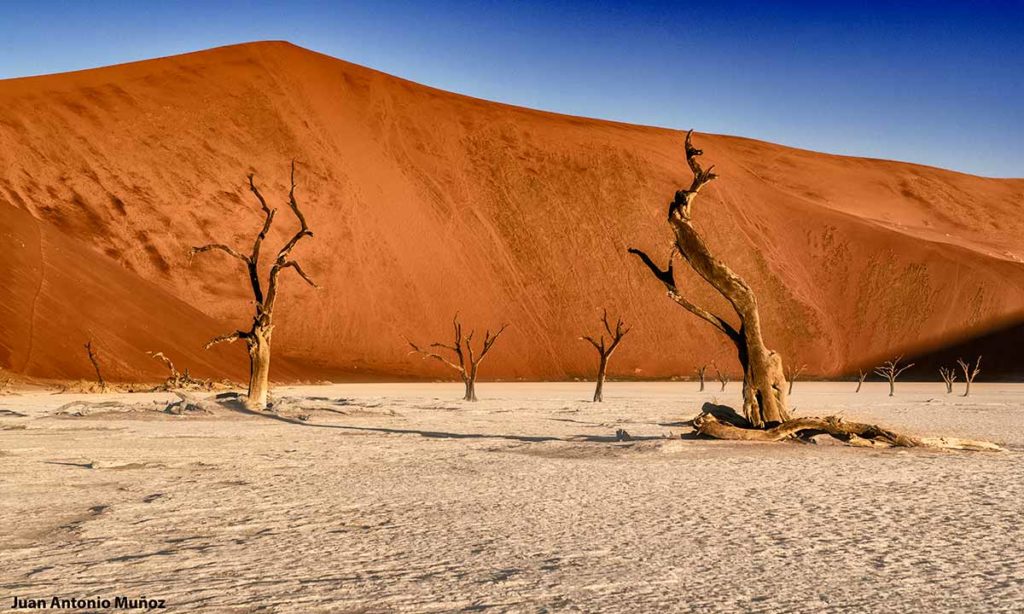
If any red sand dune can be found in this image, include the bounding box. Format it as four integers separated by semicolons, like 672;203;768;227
1;41;1023;383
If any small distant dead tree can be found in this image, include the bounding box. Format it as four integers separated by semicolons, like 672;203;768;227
957;356;981;397
580;310;631;402
189;162;316;410
696;364;709;391
939;366;957;394
874;356;914;397
406;314;508;402
786;363;807;395
83;340;106;392
626;130;1000;451
712;363;729;391
855;369;867;393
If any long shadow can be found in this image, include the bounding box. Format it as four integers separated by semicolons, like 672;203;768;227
224;396;664;444
848;316;1024;381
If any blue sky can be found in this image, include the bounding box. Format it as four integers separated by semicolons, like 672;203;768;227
1;1;1021;177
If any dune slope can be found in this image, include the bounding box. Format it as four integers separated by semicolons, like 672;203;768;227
1;41;1022;382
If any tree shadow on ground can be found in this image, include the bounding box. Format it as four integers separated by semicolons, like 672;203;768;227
221;394;668;444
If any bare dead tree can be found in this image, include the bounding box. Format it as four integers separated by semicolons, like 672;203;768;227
696;364;709;392
406;314;508;401
712;363;729;391
939;366;957;394
957;356;981;397
874;356;914;397
622;131;999;450
786;363;807;395
189;162;316;410
83;340;106;392
629;131;788;428
855;369;867;393
580;310;631;402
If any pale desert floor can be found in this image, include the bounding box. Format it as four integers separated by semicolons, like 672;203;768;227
1;382;1022;613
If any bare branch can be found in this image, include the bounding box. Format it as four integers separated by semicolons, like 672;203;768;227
627;247;675;286
280;260;318;288
406;339;465;374
477;324;509;363
189;243;250;265
204;330;250;350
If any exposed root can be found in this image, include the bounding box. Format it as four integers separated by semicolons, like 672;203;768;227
692;411;1003;452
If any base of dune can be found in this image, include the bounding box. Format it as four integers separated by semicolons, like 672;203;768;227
1;382;1021;612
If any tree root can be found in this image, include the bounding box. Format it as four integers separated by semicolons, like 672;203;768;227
692;412;1003;452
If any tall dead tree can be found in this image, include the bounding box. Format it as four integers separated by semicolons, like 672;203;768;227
83;340;106;392
580;310;631;402
855;369;867;393
874;356;914;397
957;356;981;397
621;131;1003;450
696;364;709;392
629;131;788;427
407;315;508;402
939;366;957;394
786;363;807;395
190;162;316;410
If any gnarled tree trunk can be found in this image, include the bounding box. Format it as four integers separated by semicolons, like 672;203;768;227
190;162;317;411
627;132;999;451
593;356;608;402
630;131;788;427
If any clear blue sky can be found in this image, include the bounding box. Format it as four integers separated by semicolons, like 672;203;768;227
1;1;1021;177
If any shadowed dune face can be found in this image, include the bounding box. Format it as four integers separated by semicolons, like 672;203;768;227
1;41;1023;382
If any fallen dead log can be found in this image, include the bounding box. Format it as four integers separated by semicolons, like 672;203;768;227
692;412;1003;452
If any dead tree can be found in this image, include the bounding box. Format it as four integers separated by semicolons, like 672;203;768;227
874;356;914;397
580;310;631;402
83;340;106;392
696;364;709;391
189;162;316;410
939;366;957;394
629;131;788;427
957;356;981;397
786;363;807;395
148;351;211;391
713;363;729;391
855;370;867;393
406;314;508;401
623;131;998;450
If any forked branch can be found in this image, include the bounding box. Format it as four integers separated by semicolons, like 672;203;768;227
406;314;509;401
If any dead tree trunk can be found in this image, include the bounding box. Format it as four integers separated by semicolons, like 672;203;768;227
874;356;914;397
855;370;867;393
621;131;1001;450
580;310;630;402
84;340;106;392
629;131;788;427
939;366;957;394
957;356;981;397
189;162;316;410
713;363;729;392
786;363;807;395
696;364;708;391
407;315;508;402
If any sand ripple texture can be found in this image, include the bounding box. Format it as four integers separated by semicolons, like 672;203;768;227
1;382;1022;612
